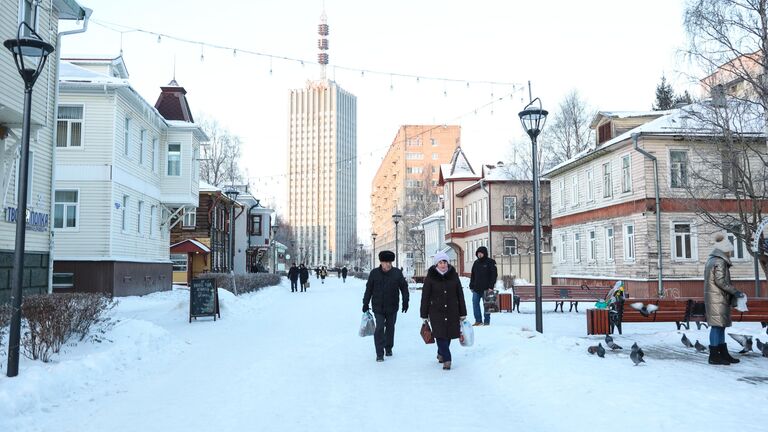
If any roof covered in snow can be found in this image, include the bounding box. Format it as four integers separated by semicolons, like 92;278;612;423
199;180;220;192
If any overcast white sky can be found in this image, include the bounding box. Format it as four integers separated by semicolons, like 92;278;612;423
59;0;694;243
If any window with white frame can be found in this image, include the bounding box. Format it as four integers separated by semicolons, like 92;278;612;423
121;195;129;231
672;222;694;260
623;224;635;260
474;201;479;225
482;197;488;222
167;143;181;176
465;242;470;262
431;138;438;146
503;238;517;255
605;226;614;261
573;232;581;263
602;162;612;198
727;225;747;260
171;253;188;272
56;106;83;148
560;233;567;263
53;190;78;229
670;150;689;188
139;129;146;165
183;208;197;228
137;201;144;234
150;205;157;236
559;179;565;208
503;196;516;220
621;155;631;193
432;153;439;160
571;175;579;207
152;138;158;173
586;168;594;201
456;208;463;228
588;229;597;261
124;118;131;156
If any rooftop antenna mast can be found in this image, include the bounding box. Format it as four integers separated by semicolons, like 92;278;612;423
318;10;329;80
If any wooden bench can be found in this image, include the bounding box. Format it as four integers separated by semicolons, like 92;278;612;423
511;285;611;313
587;297;768;335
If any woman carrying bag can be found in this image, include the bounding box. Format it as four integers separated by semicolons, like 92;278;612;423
420;252;467;370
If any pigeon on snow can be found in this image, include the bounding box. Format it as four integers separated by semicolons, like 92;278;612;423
630;343;645;365
694;340;708;353
587;345;598;355
728;333;753;354
757;338;768;358
605;334;622;350
681;333;694;348
596;343;606;358
630;302;659;317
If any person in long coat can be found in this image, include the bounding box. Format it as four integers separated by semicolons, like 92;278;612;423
420;251;467;370
298;264;310;292
704;233;744;365
362;250;409;362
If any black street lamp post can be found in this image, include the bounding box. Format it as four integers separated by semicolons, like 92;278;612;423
4;23;55;378
224;188;239;272
392;212;402;268
518;98;548;334
371;232;377;269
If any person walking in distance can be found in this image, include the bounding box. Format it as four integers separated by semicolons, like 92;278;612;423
469;246;497;326
341;266;348;283
288;263;299;292
362;250;409;362
320;266;328;284
299;264;310;292
704;233;744;365
420;252;467;370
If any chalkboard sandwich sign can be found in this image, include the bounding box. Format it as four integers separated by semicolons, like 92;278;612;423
189;278;221;322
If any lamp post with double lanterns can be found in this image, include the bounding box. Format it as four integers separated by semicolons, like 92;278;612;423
392;212;402;268
224;188;240;294
518;98;548;334
371;232;377;269
270;223;279;273
4;23;55;378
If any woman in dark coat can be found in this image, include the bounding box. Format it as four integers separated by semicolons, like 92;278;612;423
420;251;467;370
704;233;744;365
299;264;310;292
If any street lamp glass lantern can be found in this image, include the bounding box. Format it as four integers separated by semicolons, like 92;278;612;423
518;98;548;139
224;188;240;202
4;23;55;86
392;213;402;224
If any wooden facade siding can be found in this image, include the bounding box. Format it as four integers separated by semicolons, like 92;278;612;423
57;93;117;163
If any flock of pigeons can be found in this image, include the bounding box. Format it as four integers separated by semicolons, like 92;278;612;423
588;331;768;365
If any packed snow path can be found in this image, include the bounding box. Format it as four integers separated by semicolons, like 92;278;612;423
2;275;768;431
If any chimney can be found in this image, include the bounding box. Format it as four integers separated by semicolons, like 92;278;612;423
154;80;195;122
711;84;726;108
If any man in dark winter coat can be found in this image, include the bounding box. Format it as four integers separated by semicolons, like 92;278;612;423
288;263;300;292
469;246;497;326
362;250;409;362
341;266;348;282
299;264;310;292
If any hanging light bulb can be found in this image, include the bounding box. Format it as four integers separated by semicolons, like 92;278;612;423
200;45;205;62
361;70;365;77
466;82;470;88
416;77;420;83
157;34;161;43
233;49;237;57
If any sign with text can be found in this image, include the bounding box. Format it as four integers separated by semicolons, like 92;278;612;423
189;278;220;322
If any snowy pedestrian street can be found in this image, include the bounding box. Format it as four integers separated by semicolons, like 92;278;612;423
2;276;768;432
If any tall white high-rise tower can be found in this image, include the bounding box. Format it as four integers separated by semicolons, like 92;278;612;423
287;12;357;267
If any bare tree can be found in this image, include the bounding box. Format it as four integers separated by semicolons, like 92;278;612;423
545;90;595;166
505;135;555;180
403;163;442;272
198;116;244;188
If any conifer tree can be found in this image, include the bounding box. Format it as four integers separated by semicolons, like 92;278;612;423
653;75;675;110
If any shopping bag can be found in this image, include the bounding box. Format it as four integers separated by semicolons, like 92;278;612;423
420;321;435;344
359;311;375;337
735;294;749;312
459;319;474;347
306;281;310;288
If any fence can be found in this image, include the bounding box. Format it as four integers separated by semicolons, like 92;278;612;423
492;252;552;287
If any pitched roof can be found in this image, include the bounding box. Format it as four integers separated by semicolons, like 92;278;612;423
154;80;194;122
439;147;480;184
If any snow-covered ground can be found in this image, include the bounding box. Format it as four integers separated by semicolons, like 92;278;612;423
1;275;767;432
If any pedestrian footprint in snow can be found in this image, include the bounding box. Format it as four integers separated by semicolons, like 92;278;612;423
694;340;708;353
630;342;645;365
681;333;694;348
630;302;659;317
728;333;753;354
605;334;622;350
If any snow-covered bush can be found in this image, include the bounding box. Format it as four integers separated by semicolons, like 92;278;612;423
21;293;115;362
197;273;281;295
0;304;10;351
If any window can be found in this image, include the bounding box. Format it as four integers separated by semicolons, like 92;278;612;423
56;106;83;148
139;129;146;165
588;229;597;261
53;190;78;229
431;138;438;146
727;225;747;260
456;208;463;228
124;118;131;156
623;224;635;260
152;138;159;172
150;205;157;236
167;143;181;176
559;179;565;208
137;201;144;234
503;196;516;220
121;195;129;231
571;175;579;207
432;153;439;160
183;208;197;228
672;223;694;260
503;238;517;255
598;122;612;144
721;151;745;191
559;234;567;263
52;273;74;289
171;254;188;272
586;168;594;201
482;197;487;222
621;155;631;193
573;232;581;263
602;162;612;198
605;226;614;261
405;152;424;160
670;150;688;188
473;202;479;225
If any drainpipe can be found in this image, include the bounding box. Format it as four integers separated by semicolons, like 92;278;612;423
48;8;93;294
632;132;664;298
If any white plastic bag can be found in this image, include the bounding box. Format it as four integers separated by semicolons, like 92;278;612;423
459;319;474;347
735;294;748;312
359;311;375;337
